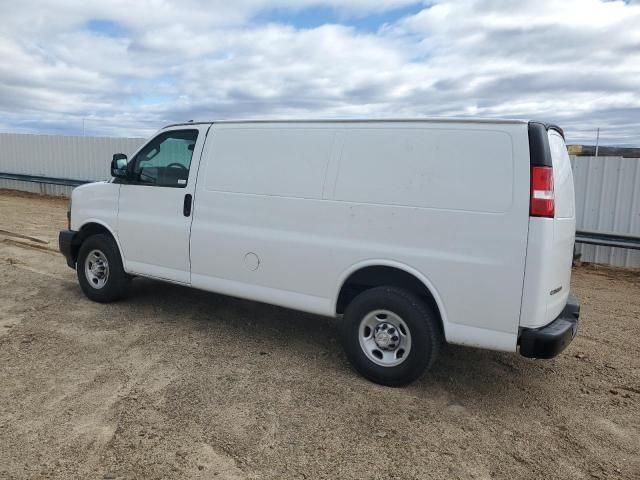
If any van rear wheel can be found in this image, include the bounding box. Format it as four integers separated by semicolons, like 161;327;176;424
77;234;129;303
339;287;440;386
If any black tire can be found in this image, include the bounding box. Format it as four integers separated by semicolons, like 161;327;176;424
339;287;441;386
76;234;129;303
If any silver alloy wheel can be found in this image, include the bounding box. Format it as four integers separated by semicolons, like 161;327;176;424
84;249;109;289
358;309;412;367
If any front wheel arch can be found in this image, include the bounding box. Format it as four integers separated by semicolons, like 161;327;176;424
72;222;122;266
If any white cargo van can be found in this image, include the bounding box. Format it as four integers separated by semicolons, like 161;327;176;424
59;119;580;386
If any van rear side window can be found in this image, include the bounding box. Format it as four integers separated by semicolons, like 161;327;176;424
333;129;513;213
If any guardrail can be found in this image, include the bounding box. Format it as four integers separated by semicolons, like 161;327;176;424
0;172;91;187
576;230;640;251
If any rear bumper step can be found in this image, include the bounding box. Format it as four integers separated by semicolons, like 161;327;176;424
519;294;580;359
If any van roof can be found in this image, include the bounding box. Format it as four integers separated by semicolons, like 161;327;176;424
163;117;530;128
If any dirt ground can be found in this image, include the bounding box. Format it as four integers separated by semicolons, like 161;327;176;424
0;188;638;480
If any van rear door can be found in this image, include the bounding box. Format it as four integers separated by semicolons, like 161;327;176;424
545;130;576;322
519;123;576;329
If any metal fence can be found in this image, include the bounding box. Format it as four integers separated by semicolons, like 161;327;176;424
0;133;145;196
1;133;639;267
571;156;640;268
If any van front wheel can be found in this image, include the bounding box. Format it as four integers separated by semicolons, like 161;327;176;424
76;234;129;303
339;287;440;386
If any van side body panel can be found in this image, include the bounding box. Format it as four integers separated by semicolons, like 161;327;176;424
190;121;531;351
70;181;122;250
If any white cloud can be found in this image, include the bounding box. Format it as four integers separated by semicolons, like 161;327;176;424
0;0;639;145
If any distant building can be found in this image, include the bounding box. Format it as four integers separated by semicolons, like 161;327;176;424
567;145;640;158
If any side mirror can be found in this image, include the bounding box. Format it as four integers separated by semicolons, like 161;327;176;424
111;153;128;179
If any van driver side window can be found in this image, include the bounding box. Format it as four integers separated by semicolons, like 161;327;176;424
130;129;198;188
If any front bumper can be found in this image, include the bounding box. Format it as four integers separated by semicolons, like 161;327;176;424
59;230;78;269
519;294;580;359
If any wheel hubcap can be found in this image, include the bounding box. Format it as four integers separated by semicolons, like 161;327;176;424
374;322;398;350
84;249;109;289
358;309;412;367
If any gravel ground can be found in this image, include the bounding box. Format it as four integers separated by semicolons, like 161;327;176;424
0;189;639;480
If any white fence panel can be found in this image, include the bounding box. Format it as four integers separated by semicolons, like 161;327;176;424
0;178;75;197
571;155;640;268
0;132;145;187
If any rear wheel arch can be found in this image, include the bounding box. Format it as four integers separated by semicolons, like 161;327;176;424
335;262;447;336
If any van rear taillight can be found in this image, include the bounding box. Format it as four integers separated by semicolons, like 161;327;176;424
530;166;555;217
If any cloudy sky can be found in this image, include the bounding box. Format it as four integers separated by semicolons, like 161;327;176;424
0;0;639;145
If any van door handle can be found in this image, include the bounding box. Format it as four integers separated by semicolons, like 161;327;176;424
183;194;192;217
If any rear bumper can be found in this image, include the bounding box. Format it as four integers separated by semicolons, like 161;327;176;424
519;294;580;359
59;230;78;269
